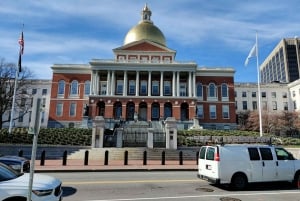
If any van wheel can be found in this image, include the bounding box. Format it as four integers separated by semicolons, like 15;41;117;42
231;173;247;190
293;172;300;189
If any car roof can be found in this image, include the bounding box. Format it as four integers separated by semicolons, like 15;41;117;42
0;155;29;161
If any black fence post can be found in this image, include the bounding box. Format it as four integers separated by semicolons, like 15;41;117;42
104;150;109;165
161;151;165;165
18;150;23;157
84;150;89;166
143;151;147;165
124;150;128;165
179;151;183;165
62;150;67;166
40;150;46;166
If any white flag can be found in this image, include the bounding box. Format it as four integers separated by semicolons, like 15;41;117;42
244;44;257;66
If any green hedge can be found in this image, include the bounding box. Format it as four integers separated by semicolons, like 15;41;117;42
1;128;300;146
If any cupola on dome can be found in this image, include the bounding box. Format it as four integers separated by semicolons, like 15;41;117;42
124;4;166;46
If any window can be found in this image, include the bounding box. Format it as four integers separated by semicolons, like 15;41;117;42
58;80;65;96
196;83;203;98
206;147;215;160
140;80;147;95
199;147;207;159
84;81;90;96
271;92;276;98
275;148;292;160
282;92;287;98
164;81;171;96
56;103;63;116
116;80;123;95
32;88;37;95
42;89;47;95
20;98;26;107
18;111;24;122
252;92;256;98
242;101;247;110
294;101;297;110
242;91;247;97
259;148;273;160
208;83;217;100
248;148;260;160
222;105;229;119
284;102;288;110
179;82;187;96
209;105;216;119
70;103;76;116
152;81;159;96
41;111;45;123
128;80;136;95
100;81;107;95
70;80;78;96
262;92;266;98
293;91;296;97
272;101;277;110
221;83;228;101
196;104;204;119
252;101;257;110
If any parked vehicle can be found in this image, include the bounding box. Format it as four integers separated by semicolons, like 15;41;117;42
0;162;62;201
0;155;30;173
197;144;300;190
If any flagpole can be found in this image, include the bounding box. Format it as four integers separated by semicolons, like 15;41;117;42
8;25;24;135
256;32;263;137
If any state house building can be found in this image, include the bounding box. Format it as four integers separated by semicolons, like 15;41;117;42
48;5;236;130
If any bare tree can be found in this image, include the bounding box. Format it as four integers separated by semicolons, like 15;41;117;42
0;58;34;129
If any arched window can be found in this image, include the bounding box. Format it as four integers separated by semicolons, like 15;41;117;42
221;83;228;101
70;80;79;96
58;80;65;96
84;81;90;96
208;83;217;100
196;83;203;98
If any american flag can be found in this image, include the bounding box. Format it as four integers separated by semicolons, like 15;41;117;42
18;31;24;72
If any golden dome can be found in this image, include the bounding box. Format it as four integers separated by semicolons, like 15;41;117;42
124;4;166;46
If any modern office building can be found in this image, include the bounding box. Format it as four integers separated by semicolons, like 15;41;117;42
47;5;236;130
260;38;300;83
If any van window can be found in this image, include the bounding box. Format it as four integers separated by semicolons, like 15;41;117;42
259;148;273;160
199;147;207;159
248;147;260;160
206;147;215;160
275;148;291;160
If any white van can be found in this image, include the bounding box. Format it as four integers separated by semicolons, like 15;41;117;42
197;144;300;190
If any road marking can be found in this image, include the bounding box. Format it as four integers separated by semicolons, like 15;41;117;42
63;179;199;185
83;191;300;201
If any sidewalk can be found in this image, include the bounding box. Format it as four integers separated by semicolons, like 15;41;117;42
34;159;198;172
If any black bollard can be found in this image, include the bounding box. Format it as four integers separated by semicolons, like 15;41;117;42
124;151;128;165
62;150;67;166
40;150;46;166
179;151;183;165
143;151;147;165
18;150;23;157
196;151;199;165
84;150;89;166
104;150;109;165
161;151;165;165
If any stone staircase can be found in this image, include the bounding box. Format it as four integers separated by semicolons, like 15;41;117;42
68;147;199;161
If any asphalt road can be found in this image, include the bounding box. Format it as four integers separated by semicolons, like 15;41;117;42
46;171;300;201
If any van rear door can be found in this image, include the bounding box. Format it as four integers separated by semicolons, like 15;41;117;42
198;146;220;183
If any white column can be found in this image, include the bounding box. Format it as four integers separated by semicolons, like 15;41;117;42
96;72;100;95
107;70;111;96
111;70;115;95
91;70;95;95
136;71;139;96
193;72;196;97
189;71;192;97
123;71;127;96
176;72;180;97
160;71;164;96
172;71;176;97
148;71;151;96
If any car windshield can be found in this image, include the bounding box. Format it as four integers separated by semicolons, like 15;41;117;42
0;163;21;181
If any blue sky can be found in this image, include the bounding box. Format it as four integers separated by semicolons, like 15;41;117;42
1;0;299;82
